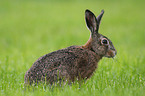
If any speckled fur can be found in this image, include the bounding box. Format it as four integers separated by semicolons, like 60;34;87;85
24;9;117;85
25;46;101;84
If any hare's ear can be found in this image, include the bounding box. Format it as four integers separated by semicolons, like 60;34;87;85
85;9;104;34
96;10;104;28
85;9;98;34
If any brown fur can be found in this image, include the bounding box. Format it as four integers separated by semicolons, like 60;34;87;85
24;9;117;85
82;35;92;49
25;46;102;84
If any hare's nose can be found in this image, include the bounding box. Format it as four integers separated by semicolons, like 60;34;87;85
110;48;116;51
110;48;117;56
114;48;117;56
115;50;117;55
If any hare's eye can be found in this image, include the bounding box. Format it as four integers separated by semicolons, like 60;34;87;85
101;39;108;45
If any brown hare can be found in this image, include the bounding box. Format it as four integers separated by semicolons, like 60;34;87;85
24;9;117;85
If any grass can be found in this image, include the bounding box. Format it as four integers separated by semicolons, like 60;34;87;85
0;0;145;96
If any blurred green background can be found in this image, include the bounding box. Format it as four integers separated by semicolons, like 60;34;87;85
0;0;145;96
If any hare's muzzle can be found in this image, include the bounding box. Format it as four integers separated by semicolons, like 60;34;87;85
105;49;117;58
112;49;117;58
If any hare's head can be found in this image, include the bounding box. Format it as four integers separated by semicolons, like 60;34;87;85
84;9;117;58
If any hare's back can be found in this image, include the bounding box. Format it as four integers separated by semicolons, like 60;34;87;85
32;46;98;69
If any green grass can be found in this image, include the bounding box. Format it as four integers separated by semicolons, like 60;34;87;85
0;0;145;96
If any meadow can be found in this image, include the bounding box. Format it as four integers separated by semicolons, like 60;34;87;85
0;0;145;96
